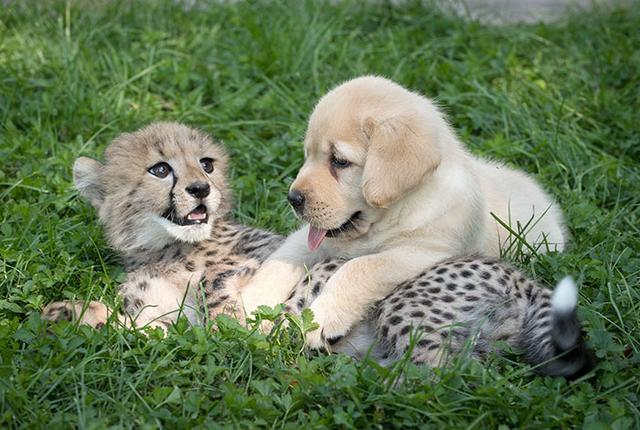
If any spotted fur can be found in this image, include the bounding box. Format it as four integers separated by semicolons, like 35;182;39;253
287;256;594;379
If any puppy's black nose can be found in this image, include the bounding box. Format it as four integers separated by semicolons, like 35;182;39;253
287;190;305;212
186;182;210;199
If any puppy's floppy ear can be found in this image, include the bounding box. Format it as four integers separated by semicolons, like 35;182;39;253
361;116;441;208
73;157;105;209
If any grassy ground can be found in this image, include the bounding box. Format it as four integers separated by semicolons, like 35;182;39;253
1;0;639;428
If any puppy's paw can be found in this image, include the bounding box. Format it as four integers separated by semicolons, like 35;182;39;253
304;328;326;350
304;324;346;350
306;299;351;350
42;300;110;329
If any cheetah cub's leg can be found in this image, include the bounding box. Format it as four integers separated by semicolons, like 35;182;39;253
43;276;195;332
284;258;346;315
204;260;264;324
42;300;114;329
118;275;198;331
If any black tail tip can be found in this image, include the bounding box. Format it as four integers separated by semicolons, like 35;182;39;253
559;338;597;381
543;321;597;380
545;277;597;380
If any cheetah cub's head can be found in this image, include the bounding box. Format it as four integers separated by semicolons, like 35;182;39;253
74;122;230;253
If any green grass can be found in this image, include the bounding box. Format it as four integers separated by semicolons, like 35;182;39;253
1;0;639;427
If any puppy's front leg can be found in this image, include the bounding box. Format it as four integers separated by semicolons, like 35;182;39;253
240;227;324;316
306;248;449;349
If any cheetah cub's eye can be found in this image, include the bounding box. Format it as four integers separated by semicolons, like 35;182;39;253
200;158;214;174
148;162;172;178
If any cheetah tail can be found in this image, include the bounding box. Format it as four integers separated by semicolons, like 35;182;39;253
528;277;596;379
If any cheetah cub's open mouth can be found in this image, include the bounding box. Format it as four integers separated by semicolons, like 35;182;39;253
163;204;209;226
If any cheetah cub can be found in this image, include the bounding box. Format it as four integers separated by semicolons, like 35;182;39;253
286;257;594;379
42;122;283;329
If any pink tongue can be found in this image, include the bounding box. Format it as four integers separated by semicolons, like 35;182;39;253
307;226;328;251
187;211;207;220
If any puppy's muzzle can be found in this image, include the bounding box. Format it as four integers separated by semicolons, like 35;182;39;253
287;189;305;214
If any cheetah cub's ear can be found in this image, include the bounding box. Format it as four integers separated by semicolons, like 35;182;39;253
73;156;104;209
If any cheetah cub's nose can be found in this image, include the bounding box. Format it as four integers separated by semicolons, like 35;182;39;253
186;182;210;199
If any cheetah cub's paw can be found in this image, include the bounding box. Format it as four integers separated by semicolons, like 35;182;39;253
42;301;110;329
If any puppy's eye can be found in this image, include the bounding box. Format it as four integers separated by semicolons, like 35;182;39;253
148;162;172;178
200;158;214;174
330;154;351;169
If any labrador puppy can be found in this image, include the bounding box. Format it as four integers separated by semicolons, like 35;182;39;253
241;76;566;348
